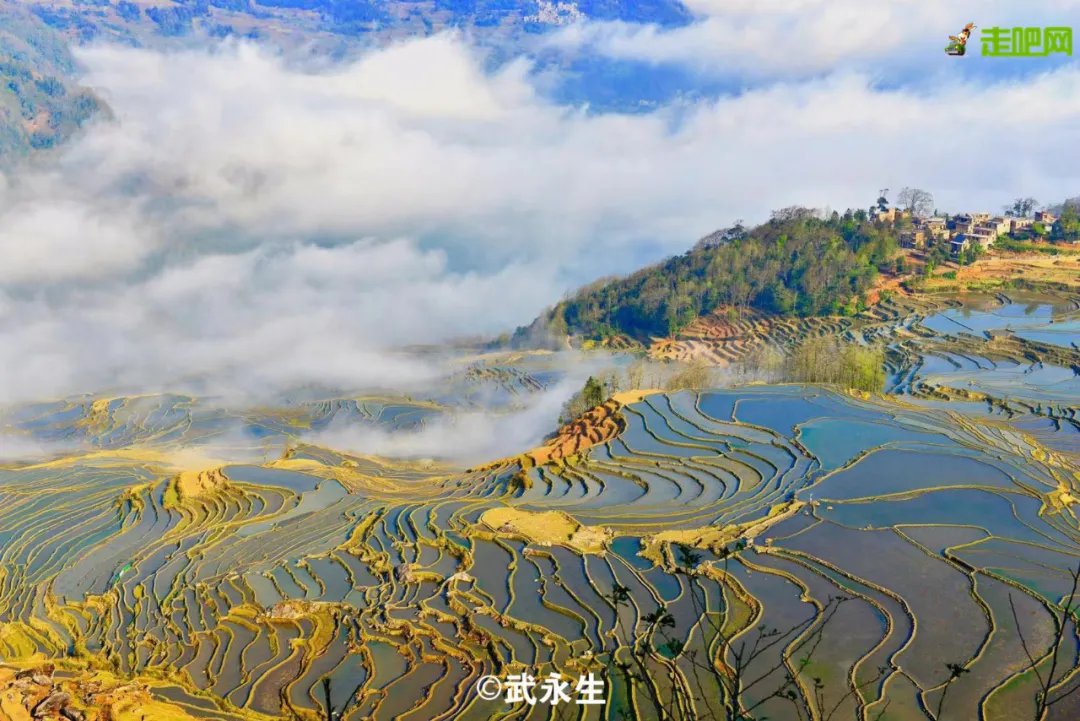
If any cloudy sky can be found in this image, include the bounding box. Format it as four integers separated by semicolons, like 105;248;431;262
0;0;1078;407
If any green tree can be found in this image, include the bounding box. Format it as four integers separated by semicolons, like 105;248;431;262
558;375;612;424
875;189;889;213
1052;204;1080;242
583;376;605;407
961;244;984;266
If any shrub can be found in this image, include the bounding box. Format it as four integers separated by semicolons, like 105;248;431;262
783;337;885;392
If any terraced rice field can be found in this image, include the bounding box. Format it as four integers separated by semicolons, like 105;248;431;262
2;369;1079;720
648;294;949;366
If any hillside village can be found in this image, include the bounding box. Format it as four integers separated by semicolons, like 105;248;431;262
884;206;1064;256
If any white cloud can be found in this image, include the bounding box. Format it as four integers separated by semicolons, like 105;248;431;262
0;430;84;463
0;237;558;404
1;32;1079;413
301;379;581;465
0;200;152;283
550;0;1080;79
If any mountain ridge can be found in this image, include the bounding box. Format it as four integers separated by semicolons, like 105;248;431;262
5;0;692;45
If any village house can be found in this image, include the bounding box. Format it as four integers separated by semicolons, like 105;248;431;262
874;207;910;223
1010;216;1034;233
969;231;996;250
900;229;926;249
922;217;950;244
974;223;999;242
1035;210;1057;225
949;214;975;234
989;216;1011;235
950;235;970;256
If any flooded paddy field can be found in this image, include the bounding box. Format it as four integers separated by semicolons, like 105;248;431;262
893;294;1079;415
0;293;1077;721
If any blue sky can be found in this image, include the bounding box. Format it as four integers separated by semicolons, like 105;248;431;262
531;0;1080;107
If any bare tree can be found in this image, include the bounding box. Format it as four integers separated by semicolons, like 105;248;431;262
770;206;819;223
664;359;714;391
321;677;334;721
1006;197;1039;218
933;661;970;719
626;359;647;390
1009;560;1080;720
897;187;934;218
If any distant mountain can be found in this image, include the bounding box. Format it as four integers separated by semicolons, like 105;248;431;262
518;208;902;345
1046;196;1080;214
0;7;106;161
6;0;692;44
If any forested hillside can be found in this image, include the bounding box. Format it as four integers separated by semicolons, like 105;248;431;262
0;7;106;160
524;207;901;343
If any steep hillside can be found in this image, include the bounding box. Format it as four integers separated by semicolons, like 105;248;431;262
0;7;106;161
521;207;901;345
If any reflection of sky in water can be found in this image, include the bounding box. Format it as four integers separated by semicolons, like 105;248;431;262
921;303;1077;349
237;478;349;537
1013;319;1080;348
809;448;1016;501
821;489;1066;546
916;301;1080;404
797;419;951;471
919;359;1079;404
